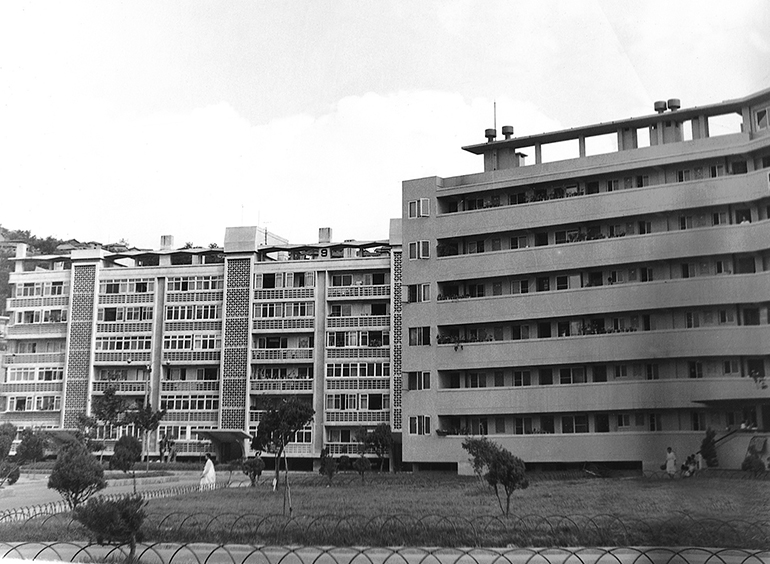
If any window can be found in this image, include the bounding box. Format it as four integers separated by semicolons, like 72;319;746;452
718;309;734;324
539;368;553;385
617;414;631;428
36;396;61;411
468;240;485;254
646;364;659;380
494;371;505;387
636;175;649;187
743;308;760;326
556;276;569;290
408;327;431;346
511;324;529;340
592;365;607;382
193;334;220;350
491;238;501;251
723;360;740;375
514;417;532;435
510;236;528;249
536;277;550;292
557;321;570;337
9;396;32;412
757;108;769;130
409;415;431;435
614;365;627;379
606;179;619;192
537;322;551;338
692;412;706;431
559;367;585;384
408;241;431;260
640;268;654;282
562;414;588;434
534;232;549;247
677;170;691;182
688;361;703;379
512;279;529;294
407;371;430;390
679;216;693;230
710;164;725;178
465;372;486;388
408;198;430;218
624;177;633;190
407;284;430;303
638;221;652;235
685;312;700;329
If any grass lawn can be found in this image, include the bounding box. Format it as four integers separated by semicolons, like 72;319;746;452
3;472;769;547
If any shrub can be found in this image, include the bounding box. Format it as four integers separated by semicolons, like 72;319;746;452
110;436;142;474
0;461;20;486
462;437;529;516
338;455;351;472
320;455;337;485
48;442;107;509
73;494;145;562
741;454;766;474
353;456;371;484
461;436;499;484
15;429;47;464
242;457;265;487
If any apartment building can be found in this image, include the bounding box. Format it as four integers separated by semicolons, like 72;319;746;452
401;88;770;472
0;225;402;466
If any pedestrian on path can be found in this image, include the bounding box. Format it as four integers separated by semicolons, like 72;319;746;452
200;453;216;491
665;447;677;478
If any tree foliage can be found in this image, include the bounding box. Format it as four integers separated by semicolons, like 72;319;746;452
0;423;20;487
125;405;166;471
73;494;146;562
251;398;314;485
353;456;371;484
15;428;47;464
353;424;393;472
110;436;142;473
462;437;529;516
92;387;129;428
319;448;337;485
47;442;107;509
242;457;265;487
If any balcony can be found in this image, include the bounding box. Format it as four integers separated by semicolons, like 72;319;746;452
0;381;63;394
325;410;390;423
327;315;390;329
164;321;222;332
426;326;770;370
163;410;218;423
94;351;151;364
326;347;390;359
326;378;390;391
430;376;770;416
7;323;67;337
252;318;314;331
96;322;154;334
99;293;155;305
251;379;314;392
252;349;313;361
163;351;221;363
7;295;69;309
161;380;220;393
93;380;148;394
327;285;390;299
433;272;770;325
254;288;314;300
3;353;65;365
433;221;770;280
165;290;223;303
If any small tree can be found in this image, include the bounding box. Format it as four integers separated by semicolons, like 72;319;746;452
251;398;314;488
353;456;371;484
111;436;142;493
462;437;529;516
366;424;393;472
242;457;265;487
319;448;337;485
48;442;107;509
125;405;166;472
700;428;719;467
15;428;47;465
462;436;499;485
485;447;529;517
0;423;20;487
74;413;105;453
338;455;351;472
73;494;146;563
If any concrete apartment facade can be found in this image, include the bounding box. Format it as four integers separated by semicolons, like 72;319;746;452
1;225;402;465
401;88;770;473
2;87;770;472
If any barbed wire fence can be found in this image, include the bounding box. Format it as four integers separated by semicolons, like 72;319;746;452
0;543;769;564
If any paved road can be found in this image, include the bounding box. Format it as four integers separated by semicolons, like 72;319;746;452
0;471;222;513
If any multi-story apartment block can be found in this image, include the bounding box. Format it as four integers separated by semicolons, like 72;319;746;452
401;88;770;472
0;225;402;467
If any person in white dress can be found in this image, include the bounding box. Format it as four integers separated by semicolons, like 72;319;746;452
200;453;216;491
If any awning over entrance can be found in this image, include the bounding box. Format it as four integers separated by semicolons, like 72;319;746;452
192;429;251;443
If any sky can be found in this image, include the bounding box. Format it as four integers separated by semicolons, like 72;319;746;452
1;0;769;249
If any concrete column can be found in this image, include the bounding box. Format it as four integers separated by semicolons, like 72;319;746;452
578;136;586;157
535;143;542;165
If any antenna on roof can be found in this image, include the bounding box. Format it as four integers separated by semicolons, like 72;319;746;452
493;100;497;131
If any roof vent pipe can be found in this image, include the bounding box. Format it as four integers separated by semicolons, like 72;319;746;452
667;98;681;111
654;101;667;114
502;125;514;139
485;128;497;143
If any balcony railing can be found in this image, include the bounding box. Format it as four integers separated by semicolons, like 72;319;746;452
93;351;151;364
252;349;313;361
327;285;390;299
252;319;314;331
7;324;67;336
326;348;389;359
164;410;218;423
163;351;221;363
93;380;148;394
0;381;63;393
164;321;222;332
254;288;314;300
325;410;390;423
326;316;390;329
251;379;314;392
3;353;65;365
165;291;223;303
99;293;154;304
326;378;390;391
96;322;153;334
7;295;69;309
161;380;220;393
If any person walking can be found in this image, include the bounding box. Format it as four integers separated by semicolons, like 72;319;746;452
200;453;216;491
665;447;677;479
